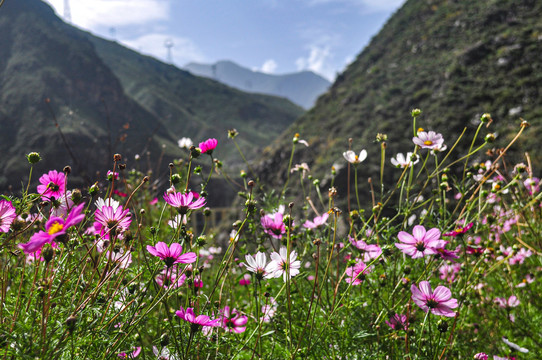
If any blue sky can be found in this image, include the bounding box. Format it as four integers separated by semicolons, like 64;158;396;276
44;0;404;81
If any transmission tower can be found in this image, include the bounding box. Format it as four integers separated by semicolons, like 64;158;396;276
63;0;71;23
164;39;174;64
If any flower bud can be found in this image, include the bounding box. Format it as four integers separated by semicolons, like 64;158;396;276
228;129;239;139
114;154;122;162
89;183;99;197
71;189;82;204
171;174;182;185
160;333;170;347
411;109;422;117
480;113;491;123
190;146;201;158
26;152;41;164
484;133;496;143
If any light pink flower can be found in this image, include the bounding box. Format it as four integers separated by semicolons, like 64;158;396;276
37;170;66;201
155;267;187;289
413;131;445;150
349;237;382;262
147;242;197;268
391;152;419;168
523;177;540;195
0;200;16;233
395;225;446;259
411;281;458;317
473;353;488;360
439;263;461;283
199;138;217;154
385;314;408;331
303;212;329;229
243;252;275;280
163;190;206;214
494;295;520;308
95;205;132;233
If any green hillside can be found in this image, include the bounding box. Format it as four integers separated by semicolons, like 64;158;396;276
259;0;542;195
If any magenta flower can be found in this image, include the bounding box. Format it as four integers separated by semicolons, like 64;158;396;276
395;225;446;259
473;353;488;360
37;170;66;200
266;247;301;282
0;200;17;233
199;138;217;154
18;203;85;254
175;306;221;331
444;222;473;237
221;306;248;333
107;170;120;181
261;212;286;239
303;212;329;229
95;205;132;233
439;263;461;283
163;190;206;214
147;242;197;268
345;259;371;285
413;131;445;150
411;281;458;317
239;274;251;286
118;346;141;359
385;314;408;331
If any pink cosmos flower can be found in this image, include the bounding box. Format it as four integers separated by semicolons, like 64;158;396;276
395;225;446;259
147;242;197;268
444;222;473;237
95;205;132;233
345;259;371;285
411;281;458;317
348;237;382;262
113;190;128;197
439;263;461;283
175;306;221;330
149;197;158;205
199;138;217;154
413;131;445;150
261;297;278;323
385;314;408;331
434;244;460;262
473;353;488;360
303;212;329;229
261;212;286;239
221;306;248;333
0;200;17;233
239;274;251;286
18;203;85;254
494;295;520;309
155;267;187;289
509;248;532;265
107;170;120;181
163;190;206;214
118;346;141;359
523;177;540;195
266;247;301;282
37;170;66;200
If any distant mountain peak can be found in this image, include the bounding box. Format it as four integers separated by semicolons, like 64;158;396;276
184;60;331;109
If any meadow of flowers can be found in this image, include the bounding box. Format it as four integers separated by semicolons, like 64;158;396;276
0;111;540;359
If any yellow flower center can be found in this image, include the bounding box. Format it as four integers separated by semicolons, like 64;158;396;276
354;155;359;161
423;140;433;146
48;222;64;235
417;127;424;133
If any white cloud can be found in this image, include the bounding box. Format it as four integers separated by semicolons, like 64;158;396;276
121;34;206;66
302;0;405;13
44;0;170;29
257;59;278;74
296;45;334;81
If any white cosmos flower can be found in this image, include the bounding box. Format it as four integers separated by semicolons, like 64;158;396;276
95;197;121;211
343;150;367;164
178;137;193;149
267;247;301;282
391;152;420;168
244;252;274;280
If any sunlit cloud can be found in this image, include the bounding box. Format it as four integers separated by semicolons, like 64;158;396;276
122;34;207;66
295;45;334;81
256;59;278;74
43;0;170;28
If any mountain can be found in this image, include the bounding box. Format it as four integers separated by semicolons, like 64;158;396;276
258;0;542;195
184;60;331;109
0;0;303;190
